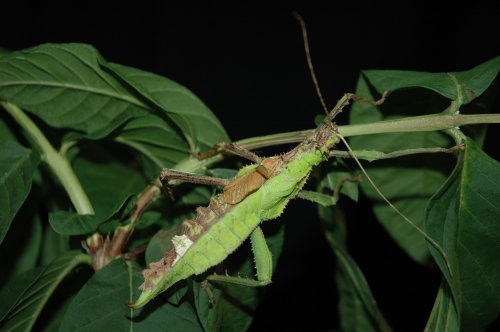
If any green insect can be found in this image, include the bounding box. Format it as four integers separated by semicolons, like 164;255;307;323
128;94;354;309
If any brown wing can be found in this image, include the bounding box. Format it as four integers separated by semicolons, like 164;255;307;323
222;169;267;205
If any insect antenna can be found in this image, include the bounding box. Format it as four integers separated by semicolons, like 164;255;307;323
293;11;329;115
294;12;453;277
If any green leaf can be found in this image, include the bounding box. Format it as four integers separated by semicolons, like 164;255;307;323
0;43;154;138
425;138;500;331
59;260;202;331
177;186;212;206
0;140;39;244
72;157;146;220
0;206;42;285
0;251;90;331
361;56;500;103
105;62;229;151
39;226;70;265
208;168;238;179
0;266;44;323
318;203;391;332
134;211;162;230
320;169;360;202
424;280;459;332
114;115;189;171
48;211;102;235
350;59;500;265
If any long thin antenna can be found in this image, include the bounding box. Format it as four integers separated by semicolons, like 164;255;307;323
293;11;329;115
293;11;451;278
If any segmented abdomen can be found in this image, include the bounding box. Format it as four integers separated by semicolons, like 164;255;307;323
176;206;261;275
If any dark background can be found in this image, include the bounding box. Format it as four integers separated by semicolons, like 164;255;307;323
1;2;499;331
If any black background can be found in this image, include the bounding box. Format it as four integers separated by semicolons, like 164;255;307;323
1;2;499;331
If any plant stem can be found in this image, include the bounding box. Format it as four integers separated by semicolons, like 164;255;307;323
330;145;463;161
163;112;500;180
339;113;500;136
235;113;500;151
2;102;95;215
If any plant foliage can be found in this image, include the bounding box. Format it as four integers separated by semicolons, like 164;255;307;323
0;43;498;331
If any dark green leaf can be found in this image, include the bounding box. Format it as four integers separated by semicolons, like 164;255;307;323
0;140;39;244
320;169;360;202
59;260;202;332
134;211;162;230
0;251;90;331
0;207;42;285
40;226;70;265
0;43;154;138
318;203;391;332
0;266;44;323
425;138;500;331
114;115;189;171
105;62;229;152
73;157;146;220
208;168;238;179
48;211;102;235
177;186;212;206
424;279;459;332
361;56;500;103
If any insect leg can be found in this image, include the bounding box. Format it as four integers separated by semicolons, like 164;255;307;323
194;142;262;163
160;169;230;199
250;226;273;283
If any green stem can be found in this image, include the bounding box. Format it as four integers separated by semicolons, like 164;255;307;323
339;113;500;137
2;102;95;215
234;113;500;151
330;145;463;161
167;112;500;174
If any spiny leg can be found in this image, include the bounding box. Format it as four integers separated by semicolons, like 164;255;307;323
160;169;230;200
250;226;273;283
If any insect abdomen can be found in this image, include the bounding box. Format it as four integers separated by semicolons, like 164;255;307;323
179;208;261;274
